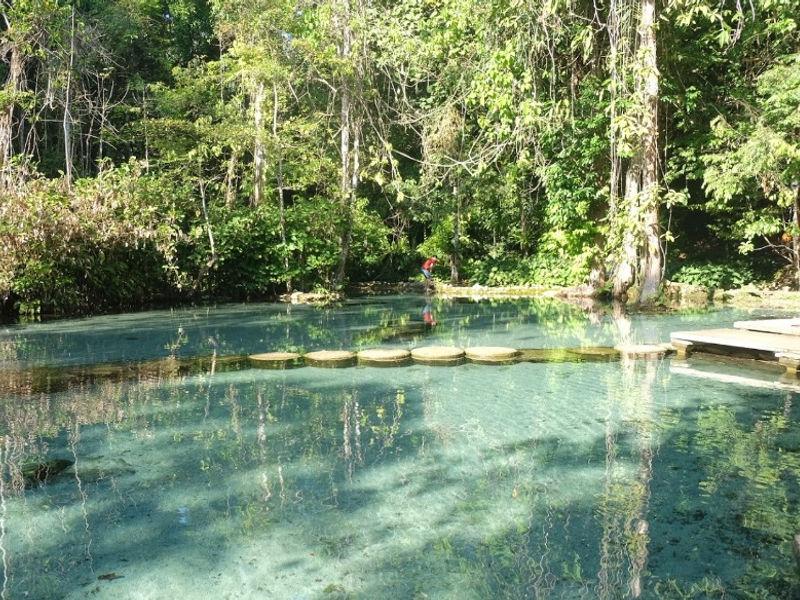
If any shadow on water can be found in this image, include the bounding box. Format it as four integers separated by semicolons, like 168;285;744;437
0;363;797;598
1;298;799;598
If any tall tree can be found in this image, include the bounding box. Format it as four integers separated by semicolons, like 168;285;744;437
609;0;661;303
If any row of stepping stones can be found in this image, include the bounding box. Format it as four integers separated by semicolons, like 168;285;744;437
249;344;673;368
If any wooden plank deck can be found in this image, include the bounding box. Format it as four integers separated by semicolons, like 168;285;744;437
672;319;800;376
733;318;800;336
670;328;800;355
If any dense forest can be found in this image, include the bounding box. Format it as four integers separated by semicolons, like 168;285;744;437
0;0;798;316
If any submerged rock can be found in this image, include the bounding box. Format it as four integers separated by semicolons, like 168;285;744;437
22;458;74;486
567;347;620;361
281;291;343;305
61;457;136;483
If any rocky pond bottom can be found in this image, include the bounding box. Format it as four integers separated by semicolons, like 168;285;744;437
1;297;799;598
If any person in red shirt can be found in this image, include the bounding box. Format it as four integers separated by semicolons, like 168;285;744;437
421;256;438;286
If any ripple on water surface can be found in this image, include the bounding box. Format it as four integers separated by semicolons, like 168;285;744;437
1;297;799;598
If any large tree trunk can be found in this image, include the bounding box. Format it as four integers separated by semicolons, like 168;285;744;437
637;0;661;304
612;0;661;303
252;81;266;206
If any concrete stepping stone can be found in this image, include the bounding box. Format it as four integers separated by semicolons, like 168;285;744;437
614;343;673;358
305;350;357;368
249;352;303;368
357;348;411;366
518;348;576;363
411;346;465;365
465;346;520;364
567;347;620;361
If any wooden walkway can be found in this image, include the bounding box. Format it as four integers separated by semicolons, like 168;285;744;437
670;328;800;353
733;318;800;336
671;318;800;376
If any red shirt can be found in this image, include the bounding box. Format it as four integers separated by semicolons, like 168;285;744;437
422;258;437;270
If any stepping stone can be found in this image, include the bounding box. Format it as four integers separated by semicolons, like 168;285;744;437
465;346;520;364
777;352;800;377
249;352;303;368
518;348;576;363
567;347;620;361
411;346;465;365
305;350;357;368
615;343;673;358
357;348;411;366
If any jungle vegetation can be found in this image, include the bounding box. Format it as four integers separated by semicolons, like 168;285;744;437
0;0;798;315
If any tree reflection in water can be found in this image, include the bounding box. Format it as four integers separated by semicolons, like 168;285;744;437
0;303;799;597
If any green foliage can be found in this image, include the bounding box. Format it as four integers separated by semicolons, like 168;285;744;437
464;253;590;287
3;0;800;316
669;261;758;289
0;161;181;314
702;54;800;275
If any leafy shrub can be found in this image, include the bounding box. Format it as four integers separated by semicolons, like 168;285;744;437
464;252;591;287
669;261;758;289
0;161;179;315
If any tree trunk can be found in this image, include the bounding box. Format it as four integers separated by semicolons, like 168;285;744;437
252;81;266;206
637;0;662;304
335;84;352;287
612;0;661;303
63;7;76;188
519;196;528;256
793;186;800;289
614;163;640;300
451;186;461;284
334;0;354;288
199;162;217;268
0;44;25;180
273;83;291;293
225;150;238;208
142;85;149;171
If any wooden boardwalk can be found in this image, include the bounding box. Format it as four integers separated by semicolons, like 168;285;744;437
733;318;800;335
671;319;800;375
670;328;800;353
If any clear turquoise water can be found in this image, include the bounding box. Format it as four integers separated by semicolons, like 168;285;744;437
1;297;799;599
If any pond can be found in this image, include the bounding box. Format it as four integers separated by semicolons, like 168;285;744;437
1;296;799;599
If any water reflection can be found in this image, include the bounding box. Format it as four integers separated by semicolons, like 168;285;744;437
0;295;755;369
0;299;798;598
422;302;437;329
